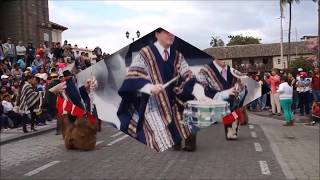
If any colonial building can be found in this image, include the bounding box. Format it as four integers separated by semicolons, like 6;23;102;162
203;41;314;72
0;0;67;45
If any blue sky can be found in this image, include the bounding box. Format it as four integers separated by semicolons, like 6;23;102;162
49;0;318;54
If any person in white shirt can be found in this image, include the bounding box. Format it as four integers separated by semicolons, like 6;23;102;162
2;94;22;128
296;72;311;116
277;76;294;126
16;41;26;61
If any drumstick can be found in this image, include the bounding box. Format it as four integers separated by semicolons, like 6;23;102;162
163;75;180;89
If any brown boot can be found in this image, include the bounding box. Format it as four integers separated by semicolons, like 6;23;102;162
173;142;181;151
183;134;197;152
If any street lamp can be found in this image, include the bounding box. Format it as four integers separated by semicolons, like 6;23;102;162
125;30;141;42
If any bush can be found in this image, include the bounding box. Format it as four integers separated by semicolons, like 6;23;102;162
289;56;314;72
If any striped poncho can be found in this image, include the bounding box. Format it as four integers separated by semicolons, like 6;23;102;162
16;82;41;114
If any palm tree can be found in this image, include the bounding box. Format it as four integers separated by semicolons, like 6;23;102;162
280;0;300;68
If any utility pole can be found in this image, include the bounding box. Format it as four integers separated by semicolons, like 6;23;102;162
280;2;285;68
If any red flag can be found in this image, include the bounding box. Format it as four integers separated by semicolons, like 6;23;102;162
222;108;244;125
55;96;96;125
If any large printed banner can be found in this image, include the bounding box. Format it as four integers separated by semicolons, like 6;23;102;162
76;28;268;152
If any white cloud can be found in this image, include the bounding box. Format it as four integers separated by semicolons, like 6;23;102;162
49;1;318;54
103;1;202;15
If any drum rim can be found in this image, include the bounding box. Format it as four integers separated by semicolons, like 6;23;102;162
186;100;228;107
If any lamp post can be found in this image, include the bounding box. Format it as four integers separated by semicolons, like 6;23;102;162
125;30;141;42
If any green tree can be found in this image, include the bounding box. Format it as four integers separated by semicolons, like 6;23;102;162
226;35;261;46
289;56;313;72
210;36;225;47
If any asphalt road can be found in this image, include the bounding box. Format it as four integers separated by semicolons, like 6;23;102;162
0;121;285;180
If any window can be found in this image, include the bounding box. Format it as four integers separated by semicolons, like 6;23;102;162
277;59;281;64
263;58;269;64
43;33;49;42
249;58;255;65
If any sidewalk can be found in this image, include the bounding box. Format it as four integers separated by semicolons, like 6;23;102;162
0;120;56;145
249;113;319;180
250;109;312;124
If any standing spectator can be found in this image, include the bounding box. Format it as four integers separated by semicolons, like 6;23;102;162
84;53;91;67
36;43;45;60
311;101;320;125
32;54;44;68
311;67;320;102
288;72;298;113
63;44;74;61
53;42;63;61
265;69;282;116
16;41;26;61
93;46;102;62
62;40;68;49
76;52;87;70
251;75;263;111
44;41;51;60
2;38;16;65
277;76;294;126
74;50;80;66
0;40;4;61
26;42;35;67
296;72;311;116
15;75;41;132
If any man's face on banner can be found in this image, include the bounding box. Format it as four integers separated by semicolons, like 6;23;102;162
156;30;175;47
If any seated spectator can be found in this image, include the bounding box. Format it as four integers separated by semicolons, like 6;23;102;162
35;67;48;80
32;54;43;68
2;94;21;128
16;58;26;70
0;101;10;131
11;64;23;80
35;77;45;92
11;80;19;100
57;58;66;69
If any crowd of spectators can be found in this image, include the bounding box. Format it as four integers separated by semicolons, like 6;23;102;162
248;67;320;126
0;37;105;132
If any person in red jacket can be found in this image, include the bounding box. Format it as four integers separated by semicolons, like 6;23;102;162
265;69;281;116
312;67;320;102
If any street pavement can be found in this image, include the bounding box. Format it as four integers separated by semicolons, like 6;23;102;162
0;115;288;180
250;113;320;180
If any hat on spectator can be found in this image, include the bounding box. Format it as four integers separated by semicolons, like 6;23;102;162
300;72;308;78
63;70;72;77
298;68;303;72
1;75;9;79
50;72;59;79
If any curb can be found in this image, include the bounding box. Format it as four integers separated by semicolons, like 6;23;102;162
249;112;311;124
0;126;56;146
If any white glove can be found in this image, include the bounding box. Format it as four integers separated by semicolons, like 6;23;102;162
192;83;212;102
213;88;236;101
